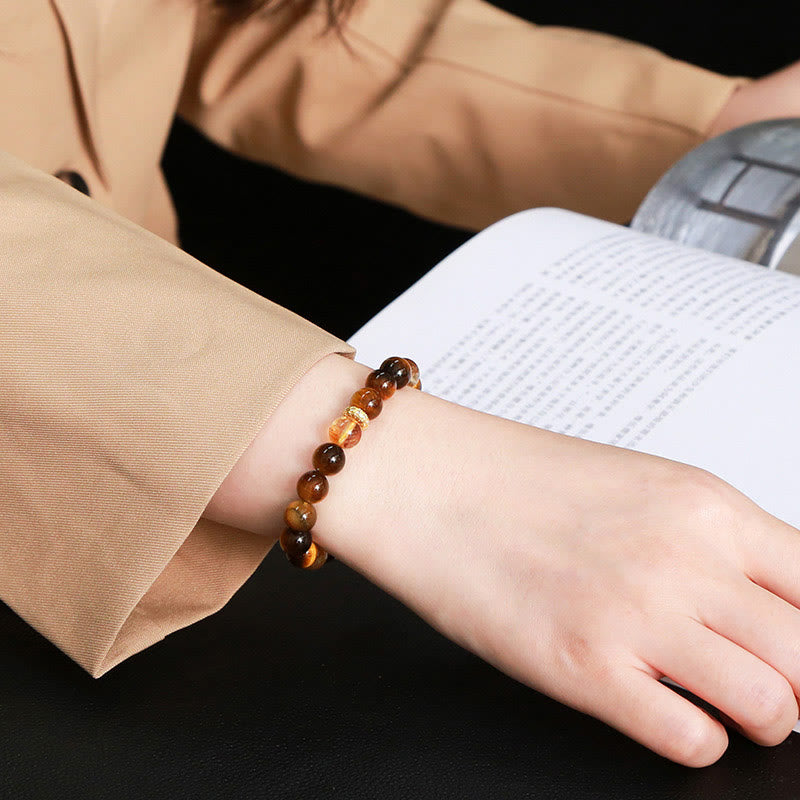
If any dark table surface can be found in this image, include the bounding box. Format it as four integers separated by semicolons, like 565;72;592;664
2;546;799;800
5;2;800;797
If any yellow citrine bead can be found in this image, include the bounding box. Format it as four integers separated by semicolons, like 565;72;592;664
328;415;362;448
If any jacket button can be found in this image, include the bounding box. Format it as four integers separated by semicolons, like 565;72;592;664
55;170;91;196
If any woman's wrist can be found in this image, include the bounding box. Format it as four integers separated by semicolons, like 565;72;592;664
202;353;371;537
201;349;502;594
200;352;455;578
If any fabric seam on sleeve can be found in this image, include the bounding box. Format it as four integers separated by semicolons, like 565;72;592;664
336;21;738;138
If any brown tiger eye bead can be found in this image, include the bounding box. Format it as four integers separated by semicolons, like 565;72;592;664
312;443;345;475
405;358;421;389
304;543;329;570
380;356;410;389
288;541;328;570
297;469;329;502
366;369;396;399
284;498;316;531
329;415;362;448
280;528;312;559
350;387;383;419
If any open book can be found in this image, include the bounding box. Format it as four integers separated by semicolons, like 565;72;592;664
348;208;800;732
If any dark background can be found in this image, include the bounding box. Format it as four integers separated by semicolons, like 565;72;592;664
4;3;800;799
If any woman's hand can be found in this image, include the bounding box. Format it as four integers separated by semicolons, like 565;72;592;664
708;59;800;137
204;354;800;767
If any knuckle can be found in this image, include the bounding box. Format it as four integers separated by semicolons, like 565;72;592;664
743;678;796;739
666;464;741;531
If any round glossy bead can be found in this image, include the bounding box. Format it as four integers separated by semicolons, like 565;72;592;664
350;387;383;419
288;541;328;570
381;356;410;389
405;358;421;389
297;469;329;502
329;415;362;448
366;369;396;399
344;405;369;430
304;543;329;570
280;528;312;559
312;442;345;475
284;498;316;531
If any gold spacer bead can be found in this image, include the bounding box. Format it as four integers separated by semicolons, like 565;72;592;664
344;405;369;429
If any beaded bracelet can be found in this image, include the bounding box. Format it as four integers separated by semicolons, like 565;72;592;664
279;356;421;570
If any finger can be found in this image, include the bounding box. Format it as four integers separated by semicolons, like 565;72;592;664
702;576;800;700
594;664;727;767
651;617;798;747
741;509;800;609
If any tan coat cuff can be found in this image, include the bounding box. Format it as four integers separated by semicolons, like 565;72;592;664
0;150;353;677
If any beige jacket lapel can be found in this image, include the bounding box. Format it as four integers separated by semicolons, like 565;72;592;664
48;0;113;183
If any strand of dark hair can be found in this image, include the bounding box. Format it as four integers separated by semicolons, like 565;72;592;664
214;0;356;26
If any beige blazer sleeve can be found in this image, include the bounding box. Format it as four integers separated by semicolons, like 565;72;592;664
0;149;353;677
178;0;745;228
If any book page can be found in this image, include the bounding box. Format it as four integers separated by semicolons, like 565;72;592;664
351;208;800;528
427;237;790;452
350;208;800;731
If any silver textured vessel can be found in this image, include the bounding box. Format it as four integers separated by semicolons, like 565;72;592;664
631;118;800;275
